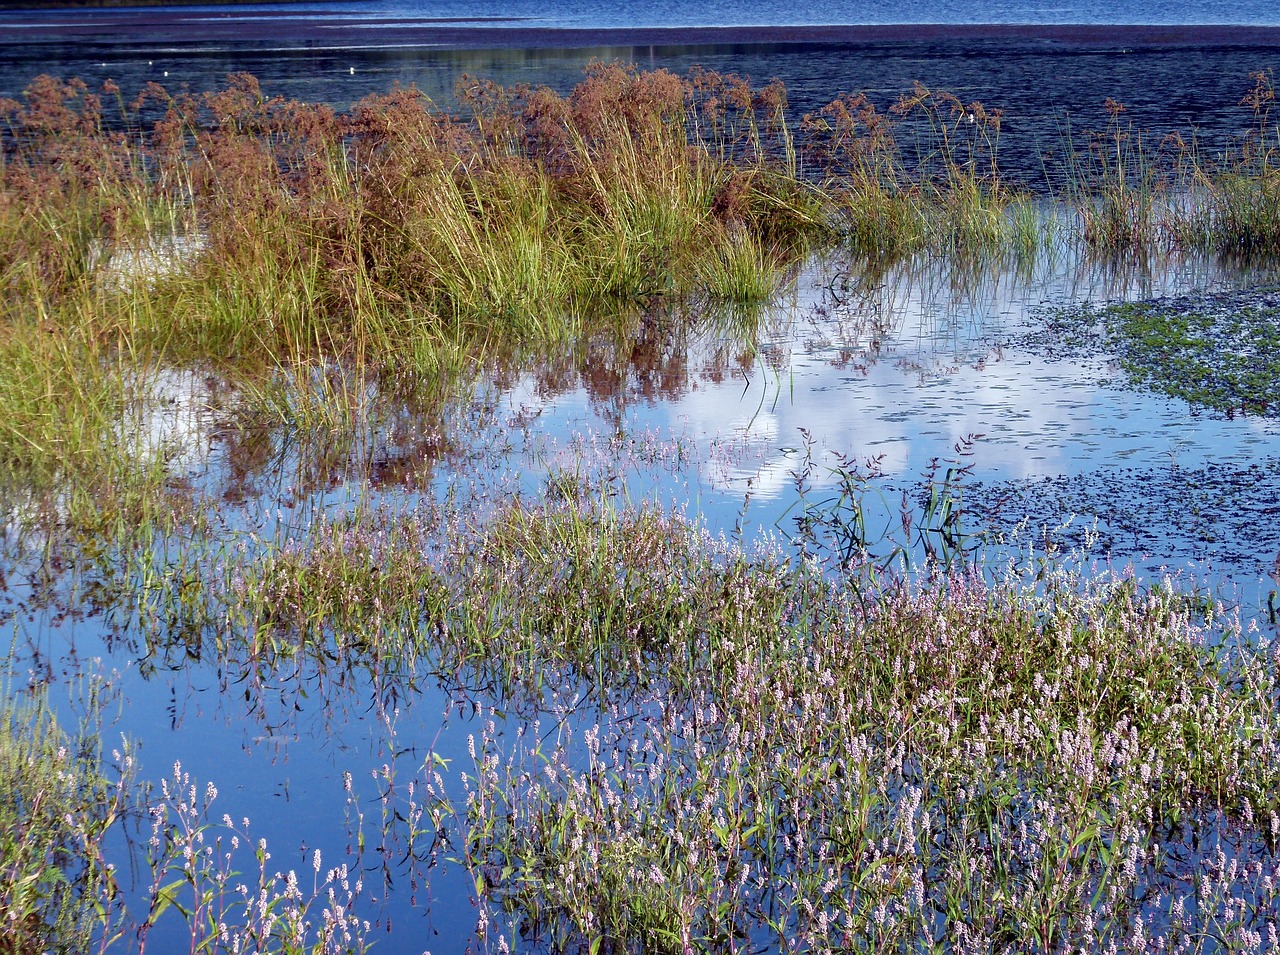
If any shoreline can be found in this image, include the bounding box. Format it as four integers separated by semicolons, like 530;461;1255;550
5;18;1280;49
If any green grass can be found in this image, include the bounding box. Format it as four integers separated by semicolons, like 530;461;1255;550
6;64;1280;954
5;67;1280;509
9;460;1280;953
0;678;128;955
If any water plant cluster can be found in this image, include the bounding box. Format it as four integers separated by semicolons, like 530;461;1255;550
3;472;1277;953
1;694;376;955
1022;283;1280;418
964;456;1280;577
0;677;129;955
3;66;1280;498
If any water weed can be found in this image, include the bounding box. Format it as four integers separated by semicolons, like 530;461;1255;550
0;675;130;955
464;546;1280;953
1028;285;1280;416
8;60;1280;955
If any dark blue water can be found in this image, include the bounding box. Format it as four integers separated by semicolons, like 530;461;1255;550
8;0;1280;27
6;0;1280;190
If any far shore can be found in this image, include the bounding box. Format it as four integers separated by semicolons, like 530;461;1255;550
3;15;1280;51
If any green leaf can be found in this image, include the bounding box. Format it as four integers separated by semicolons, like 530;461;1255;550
148;878;192;924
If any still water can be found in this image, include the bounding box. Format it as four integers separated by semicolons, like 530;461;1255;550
4;6;1280;952
7;0;1280;27
8;239;1280;952
6;9;1280;187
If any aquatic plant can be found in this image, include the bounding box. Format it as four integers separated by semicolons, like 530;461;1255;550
784;428;981;575
8;61;1280;955
1175;70;1280;255
0;679;129;955
1028;286;1280;417
1079;98;1166;250
6;65;1280;512
9;444;1280;952
0;667;375;955
461;521;1280;953
134;761;371;955
799;83;1021;257
0;66;824;507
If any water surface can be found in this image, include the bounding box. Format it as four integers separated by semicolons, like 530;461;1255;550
5;11;1280;951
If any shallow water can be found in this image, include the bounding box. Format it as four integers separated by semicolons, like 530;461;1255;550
487;245;1280;588
5;231;1280;951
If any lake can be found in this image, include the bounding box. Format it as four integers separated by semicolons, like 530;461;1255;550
3;7;1280;953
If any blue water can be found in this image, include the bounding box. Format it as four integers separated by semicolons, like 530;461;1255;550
5;5;1280;953
11;0;1280;27
11;242;1279;955
368;0;1278;27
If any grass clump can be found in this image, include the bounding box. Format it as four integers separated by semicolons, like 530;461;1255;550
1056;98;1167;252
109;489;790;700
1176;70;1280;255
8;65;1280;517
0;680;129;955
27;466;1280;952
461;522;1280;953
800;84;1021;257
0;66;826;506
1052;70;1280;256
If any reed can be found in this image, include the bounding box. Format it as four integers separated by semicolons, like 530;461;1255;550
1186;70;1280;255
7;66;1280;506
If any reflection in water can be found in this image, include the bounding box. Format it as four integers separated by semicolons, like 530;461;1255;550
3;236;1280;952
6;14;1280;949
19;239;1270;570
494;244;1274;472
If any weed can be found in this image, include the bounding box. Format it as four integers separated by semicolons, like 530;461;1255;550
0;674;131;955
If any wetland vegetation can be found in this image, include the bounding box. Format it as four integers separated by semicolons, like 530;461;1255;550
2;61;1280;954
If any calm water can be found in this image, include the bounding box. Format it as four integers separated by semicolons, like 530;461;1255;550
7;0;1280;27
5;5;1280;951
6;6;1280;186
7;19;1280;184
9;240;1280;953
